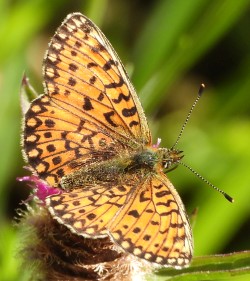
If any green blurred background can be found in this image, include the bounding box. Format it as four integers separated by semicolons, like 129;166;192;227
0;0;249;280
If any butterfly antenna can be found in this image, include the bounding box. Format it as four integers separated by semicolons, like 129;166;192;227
171;84;205;150
179;161;234;203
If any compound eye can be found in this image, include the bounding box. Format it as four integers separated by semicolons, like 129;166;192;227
164;161;170;169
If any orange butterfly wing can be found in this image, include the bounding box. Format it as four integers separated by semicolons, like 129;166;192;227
23;13;151;186
108;173;193;267
46;172;193;267
47;184;132;237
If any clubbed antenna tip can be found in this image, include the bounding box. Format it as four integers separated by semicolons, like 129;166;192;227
198;83;205;96
224;193;234;203
179;162;234;203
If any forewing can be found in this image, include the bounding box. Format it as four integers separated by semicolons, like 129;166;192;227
23;13;151;186
108;173;193;267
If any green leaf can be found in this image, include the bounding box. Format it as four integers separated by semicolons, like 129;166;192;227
148;251;250;280
132;0;250;113
20;74;39;116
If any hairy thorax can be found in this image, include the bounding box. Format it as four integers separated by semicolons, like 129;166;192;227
60;146;183;190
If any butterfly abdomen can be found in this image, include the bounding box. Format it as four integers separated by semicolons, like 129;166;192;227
60;148;159;190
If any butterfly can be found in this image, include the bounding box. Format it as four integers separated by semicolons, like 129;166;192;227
23;12;193;267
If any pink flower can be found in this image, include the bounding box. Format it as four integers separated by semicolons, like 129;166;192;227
17;174;61;204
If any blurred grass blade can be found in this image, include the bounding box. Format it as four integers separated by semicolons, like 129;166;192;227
20;74;39;116
149;251;250;280
132;0;250;113
83;0;109;26
133;0;209;91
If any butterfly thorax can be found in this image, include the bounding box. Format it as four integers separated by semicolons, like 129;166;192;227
60;147;183;190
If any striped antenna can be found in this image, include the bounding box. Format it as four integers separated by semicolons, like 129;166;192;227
179;161;234;203
171;84;205;150
172;83;234;203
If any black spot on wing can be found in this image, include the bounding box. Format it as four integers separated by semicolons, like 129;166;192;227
46;144;56;152
89;76;96;84
44;132;52;138
122;106;137;117
129;120;139;127
128;210;140;218
105;77;124;89
103;111;118;127
74;41;82;48
45;119;55;128
87;62;98;68
68;77;76;86
155;190;171;198
69;63;78;72
103;59;116;71
83;97;94;111
112;93;131;104
52;156;62;165
97;92;104;101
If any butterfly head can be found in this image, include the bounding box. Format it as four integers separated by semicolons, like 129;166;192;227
157;148;184;170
